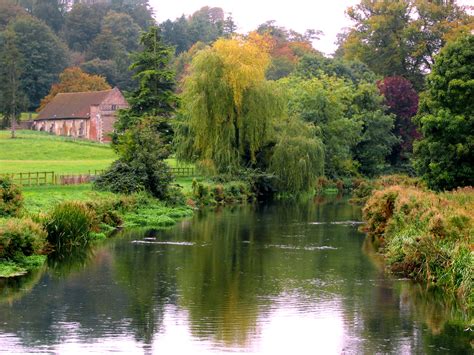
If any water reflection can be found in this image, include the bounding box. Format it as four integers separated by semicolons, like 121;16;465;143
0;197;471;353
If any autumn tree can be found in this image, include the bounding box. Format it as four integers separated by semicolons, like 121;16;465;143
177;36;283;174
38;67;111;111
377;76;419;166
340;0;473;89
0;29;27;135
257;21;319;80
413;35;474;190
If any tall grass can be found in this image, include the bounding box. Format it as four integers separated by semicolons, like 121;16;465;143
362;185;473;310
44;201;96;249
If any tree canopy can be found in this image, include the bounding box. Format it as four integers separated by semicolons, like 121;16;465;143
413;35;474;190
38;67;111;111
7;15;69;110
177;36;284;174
339;0;473;89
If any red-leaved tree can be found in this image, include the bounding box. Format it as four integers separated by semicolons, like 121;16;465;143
377;76;419;164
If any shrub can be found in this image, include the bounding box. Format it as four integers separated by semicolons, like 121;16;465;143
94;160;146;195
0;218;47;259
242;170;278;199
94;159;173;200
165;186;187;206
44;201;95;249
0;177;23;217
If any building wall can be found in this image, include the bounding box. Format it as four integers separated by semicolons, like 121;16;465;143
32;118;90;139
95;88;129;142
32;88;129;143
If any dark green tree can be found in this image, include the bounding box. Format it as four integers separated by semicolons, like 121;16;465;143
64;3;106;52
0;29;27;135
101;11;141;52
115;25;177;139
110;0;154;30
161;15;191;55
223;12;237;37
8;15;69;110
86;29;125;61
413;35;474;190
96;26;176;198
32;0;65;33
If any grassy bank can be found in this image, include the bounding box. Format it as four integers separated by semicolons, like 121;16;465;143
0;181;194;278
362;184;473;310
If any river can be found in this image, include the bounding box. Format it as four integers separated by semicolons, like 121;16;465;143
0;197;471;354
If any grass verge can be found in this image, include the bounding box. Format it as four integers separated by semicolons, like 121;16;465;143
362;185;473;311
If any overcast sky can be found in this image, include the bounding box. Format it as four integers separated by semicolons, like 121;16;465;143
149;0;473;55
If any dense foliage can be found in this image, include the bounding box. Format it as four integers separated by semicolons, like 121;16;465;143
280;75;396;178
6;15;69;110
0;217;47;259
0;29;26;131
362;184;473;309
339;0;473;89
414;35;474;191
97;27;174;199
177;36;283;174
97;120;173;199
377;76;419;166
44;201;95;249
0;177;23;217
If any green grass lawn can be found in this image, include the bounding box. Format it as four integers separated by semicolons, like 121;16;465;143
0;130;193;174
0;130;116;174
21;177;197;213
22;184;117;213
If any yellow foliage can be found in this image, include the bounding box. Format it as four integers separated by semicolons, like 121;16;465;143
212;37;270;109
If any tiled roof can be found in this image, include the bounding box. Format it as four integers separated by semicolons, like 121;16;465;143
36;89;114;120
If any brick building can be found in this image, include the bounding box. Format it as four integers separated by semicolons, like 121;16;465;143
33;88;128;142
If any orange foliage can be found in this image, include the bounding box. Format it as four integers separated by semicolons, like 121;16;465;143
38;67;111;111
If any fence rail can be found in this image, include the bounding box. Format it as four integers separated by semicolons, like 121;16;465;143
1;171;55;186
171;167;194;177
1;167;196;186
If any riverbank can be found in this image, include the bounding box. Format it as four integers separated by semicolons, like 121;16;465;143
0;182;195;278
0;175;260;278
361;184;473;310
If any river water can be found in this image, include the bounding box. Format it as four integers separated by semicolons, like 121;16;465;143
0;197;471;354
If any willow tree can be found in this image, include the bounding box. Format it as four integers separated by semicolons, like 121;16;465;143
177;36;285;174
270;119;324;194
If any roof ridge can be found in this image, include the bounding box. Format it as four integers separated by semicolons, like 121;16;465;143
55;88;114;95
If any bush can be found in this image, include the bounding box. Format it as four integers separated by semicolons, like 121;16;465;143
94;160;146;195
44;201;96;249
351;174;425;204
0;218;47;259
94;159;173;200
0;177;23;217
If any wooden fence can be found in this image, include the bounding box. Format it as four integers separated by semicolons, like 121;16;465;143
1;167;196;186
171;167;195;177
1;171;55;186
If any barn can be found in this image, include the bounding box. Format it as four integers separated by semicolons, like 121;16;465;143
33;87;128;142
